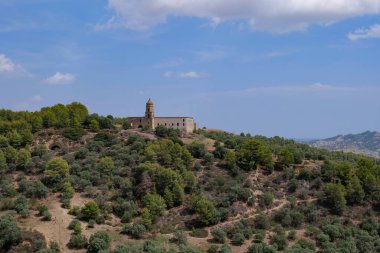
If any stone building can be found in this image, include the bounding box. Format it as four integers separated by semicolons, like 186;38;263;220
128;99;196;133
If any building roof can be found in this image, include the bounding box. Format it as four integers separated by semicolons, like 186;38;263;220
146;98;153;104
128;116;194;119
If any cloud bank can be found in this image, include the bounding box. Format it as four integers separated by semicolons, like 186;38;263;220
101;0;380;32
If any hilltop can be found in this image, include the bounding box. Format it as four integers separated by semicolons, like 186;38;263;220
306;131;380;158
0;103;379;253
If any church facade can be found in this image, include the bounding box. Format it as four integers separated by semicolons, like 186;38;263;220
128;99;196;133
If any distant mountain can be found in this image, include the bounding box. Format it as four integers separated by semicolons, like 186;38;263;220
306;131;380;158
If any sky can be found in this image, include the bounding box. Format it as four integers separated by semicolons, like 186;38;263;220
0;0;380;139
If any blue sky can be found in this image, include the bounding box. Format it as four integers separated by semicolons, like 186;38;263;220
1;0;380;138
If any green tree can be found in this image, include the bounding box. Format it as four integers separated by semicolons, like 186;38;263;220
89;119;100;131
6;130;22;148
16;148;32;170
142;193;167;218
0;135;9;148
278;147;295;167
140;208;153;228
321;183;346;214
19;128;33;146
0;214;21;250
190;195;217;226
98;156;115;174
145;139;193;169
237;139;273;170
163;188;174;208
81;201;100;220
346;175;365;205
34;180;49;198
4;146;18;164
172;181;185;206
67;102;89;127
224;150;236;169
155;167;182;194
187;142;206;158
44;158;70;187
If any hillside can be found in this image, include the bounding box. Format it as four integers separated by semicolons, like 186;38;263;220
307;131;380;158
0;103;380;253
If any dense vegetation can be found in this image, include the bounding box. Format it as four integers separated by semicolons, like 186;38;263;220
0;103;379;253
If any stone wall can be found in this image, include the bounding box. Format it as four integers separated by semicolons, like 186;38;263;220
128;116;196;133
155;117;196;133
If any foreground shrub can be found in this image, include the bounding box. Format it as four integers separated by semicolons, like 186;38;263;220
0;214;21;250
121;224;146;239
67;234;88;249
87;231;111;253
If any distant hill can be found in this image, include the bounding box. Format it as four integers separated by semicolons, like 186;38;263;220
306;131;380;158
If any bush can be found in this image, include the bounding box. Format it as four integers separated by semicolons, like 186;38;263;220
208;245;219;253
288;230;297;240
172;230;187;245
211;228;226;243
187;142;206;158
68;219;81;230
219;244;232;253
190;228;209;238
247;243;276;253
80;201;99;220
87;231;111;253
258;192;274;208
88;219;95;228
37;204;48;216
321;183;346;214
67;234;88;249
270;233;287;250
42;210;52;221
121;224;146;239
62;128;86;141
231;233;245;246
142;193;166;218
14;196;30;217
254;214;269;230
0;214;21;250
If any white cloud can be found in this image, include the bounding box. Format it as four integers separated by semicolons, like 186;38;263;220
44;72;76;84
348;24;380;40
178;71;204;78
31;95;42;101
0;53;30;76
164;71;205;78
0;54;16;73
164;71;174;78
103;0;380;33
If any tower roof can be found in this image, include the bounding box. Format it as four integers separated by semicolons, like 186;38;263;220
147;98;153;105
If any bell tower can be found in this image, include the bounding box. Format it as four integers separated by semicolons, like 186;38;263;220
145;98;155;129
